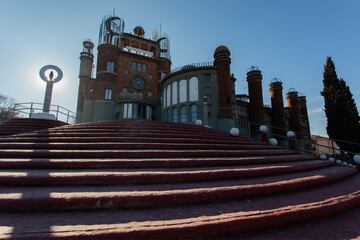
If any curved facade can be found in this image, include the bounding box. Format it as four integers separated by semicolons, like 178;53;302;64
161;68;219;125
76;13;311;138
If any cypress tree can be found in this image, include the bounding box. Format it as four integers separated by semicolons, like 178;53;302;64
321;57;360;153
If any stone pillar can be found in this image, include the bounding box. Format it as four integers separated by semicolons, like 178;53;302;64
298;96;311;139
247;68;264;135
269;80;286;136
286;90;302;138
213;45;233;119
43;82;54;113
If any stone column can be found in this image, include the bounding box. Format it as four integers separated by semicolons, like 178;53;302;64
298;96;311;139
269;80;286;136
247;68;264;135
286;90;302;138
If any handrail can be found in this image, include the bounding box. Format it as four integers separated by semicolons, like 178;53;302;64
170;62;214;74
246;121;359;156
248;121;360;149
13;102;75;124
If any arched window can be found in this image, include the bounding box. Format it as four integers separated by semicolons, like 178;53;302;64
128;103;133;118
180;105;188;123
173;108;178;122
190;105;198;123
123;103;133;119
189;77;199;101
104;89;112;100
132;62;137;71
179;79;187;103
167;109;172;121
107;61;115;72
131;40;139;48
137;62;142;71
166;85;171;107
141;43;149;51
172;82;178;105
123;104;128;118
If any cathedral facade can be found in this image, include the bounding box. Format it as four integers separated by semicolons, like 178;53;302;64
76;13;310;140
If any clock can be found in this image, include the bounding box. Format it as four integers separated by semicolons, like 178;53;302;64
131;76;146;90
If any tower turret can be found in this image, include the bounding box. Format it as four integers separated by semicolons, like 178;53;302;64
79;40;94;78
298;95;311;139
269;78;286;136
76;39;94;123
213;45;233;119
247;66;264;135
286;89;301;137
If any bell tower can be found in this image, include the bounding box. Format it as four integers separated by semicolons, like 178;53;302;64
76;39;94;123
269;78;286;135
213;45;233;119
247;66;264;135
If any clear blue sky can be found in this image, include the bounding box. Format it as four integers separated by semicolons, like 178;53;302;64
1;0;359;136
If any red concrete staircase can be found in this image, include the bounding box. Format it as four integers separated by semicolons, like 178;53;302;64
0;118;67;137
0;120;359;239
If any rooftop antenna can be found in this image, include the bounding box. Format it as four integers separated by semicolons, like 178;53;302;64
160;23;162;37
113;7;116;15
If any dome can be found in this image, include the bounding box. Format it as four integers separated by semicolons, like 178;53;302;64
133;26;145;37
214;45;230;56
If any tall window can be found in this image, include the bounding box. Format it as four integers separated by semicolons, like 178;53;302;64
190;105;198;123
137;62;142;71
180;105;188;123
132;62;137;71
173;108;178;122
132;61;147;72
160;72;166;80
179;79;187;103
167;109;172;121
107;61;115;72
189;77;199;101
166;85;171;107
123;104;128;118
172;82;178;105
128;103;133;118
104;88;112;100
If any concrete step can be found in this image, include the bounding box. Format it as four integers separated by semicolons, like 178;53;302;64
1;169;360;240
0;154;315;169
0;160;332;186
0;118;67;137
0;149;294;159
0;136;267;145
0;142;280;150
15;132;244;142
0;166;355;212
8;132;251;141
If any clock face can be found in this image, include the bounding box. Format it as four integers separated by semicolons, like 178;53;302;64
131;76;146;90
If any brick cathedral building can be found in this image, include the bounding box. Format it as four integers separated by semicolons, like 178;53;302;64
76;13;311;140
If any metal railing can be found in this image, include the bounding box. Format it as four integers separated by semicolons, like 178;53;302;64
13;102;76;124
170;62;214;74
247;121;360;159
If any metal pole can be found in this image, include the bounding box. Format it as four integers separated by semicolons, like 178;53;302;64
203;96;209;126
30;102;33;118
331;140;335;156
43;82;54;112
56;106;59;120
67;110;70;123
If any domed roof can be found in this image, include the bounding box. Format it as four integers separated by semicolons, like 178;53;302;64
133;26;145;36
214;45;230;56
